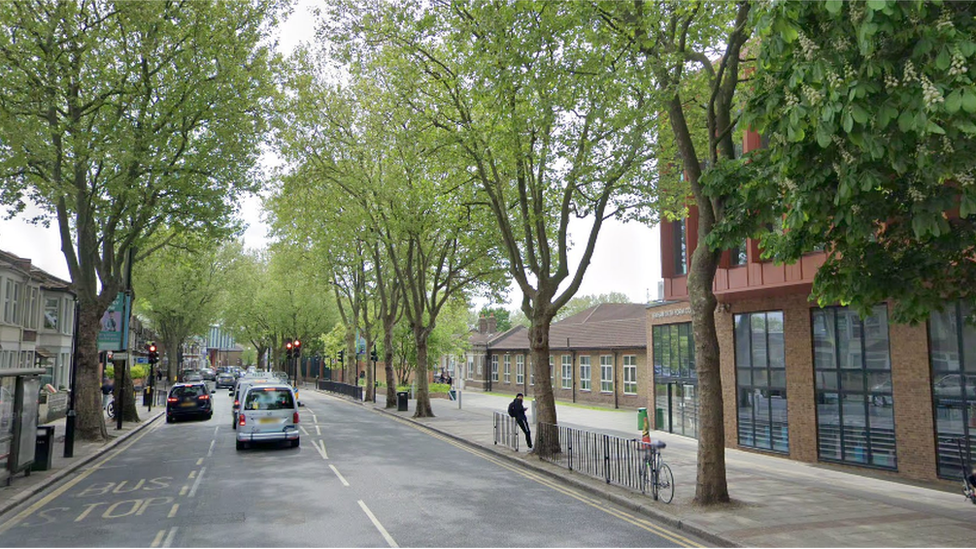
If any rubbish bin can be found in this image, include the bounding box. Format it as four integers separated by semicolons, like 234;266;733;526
396;391;409;412
33;426;55;471
655;407;665;430
637;407;647;430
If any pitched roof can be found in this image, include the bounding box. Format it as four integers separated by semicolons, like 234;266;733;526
489;303;647;351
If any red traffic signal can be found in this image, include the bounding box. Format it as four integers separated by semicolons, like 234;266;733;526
148;343;157;353
294;339;301;349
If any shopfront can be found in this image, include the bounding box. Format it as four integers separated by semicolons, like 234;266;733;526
651;321;699;439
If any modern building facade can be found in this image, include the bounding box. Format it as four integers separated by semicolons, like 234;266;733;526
651;131;969;482
468;304;649;410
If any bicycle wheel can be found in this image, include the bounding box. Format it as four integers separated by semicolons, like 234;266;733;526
649;462;659;501
657;463;675;504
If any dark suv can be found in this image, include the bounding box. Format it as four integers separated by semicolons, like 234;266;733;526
166;382;213;423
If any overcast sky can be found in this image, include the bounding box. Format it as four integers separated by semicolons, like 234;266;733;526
0;2;663;308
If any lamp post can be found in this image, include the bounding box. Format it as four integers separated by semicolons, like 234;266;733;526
63;297;80;458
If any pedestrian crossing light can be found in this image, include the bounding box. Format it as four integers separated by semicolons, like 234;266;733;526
370;346;378;362
146;343;159;364
285;338;293;360
338;350;344;366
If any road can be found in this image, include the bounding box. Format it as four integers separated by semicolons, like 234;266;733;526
0;385;706;548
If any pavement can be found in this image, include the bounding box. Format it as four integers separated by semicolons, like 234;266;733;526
341;387;976;548
0;404;165;519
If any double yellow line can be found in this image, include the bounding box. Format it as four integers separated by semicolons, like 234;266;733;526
386;415;702;548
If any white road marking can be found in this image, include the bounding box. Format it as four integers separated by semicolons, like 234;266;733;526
358;500;398;548
329;464;349;486
300;426;309;436
213;426;219;437
315;425;321;436
162;526;179;548
150;529;166;547
313;439;328;460
168;503;179;518
207;439;215;457
188;467;206;498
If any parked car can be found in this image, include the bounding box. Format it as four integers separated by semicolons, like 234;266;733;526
215;373;236;390
166;382;213;423
236;384;300;450
934;374;976;400
200;368;216;381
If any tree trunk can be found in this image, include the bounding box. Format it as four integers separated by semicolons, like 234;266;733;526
529;314;559;455
384;319;397;408
76;306;108;441
412;328;433;418
688;213;730;505
345;329;356;384
115;359;140;423
365;334;374;402
165;337;181;382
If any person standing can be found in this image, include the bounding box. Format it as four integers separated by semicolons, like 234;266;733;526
508;393;532;449
101;377;114;412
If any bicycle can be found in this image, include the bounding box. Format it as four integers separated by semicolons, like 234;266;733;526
104;396;116;420
639;439;674;503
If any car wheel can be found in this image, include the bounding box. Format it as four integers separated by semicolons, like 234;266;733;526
206;413;213;420
236;440;246;451
291;438;300;448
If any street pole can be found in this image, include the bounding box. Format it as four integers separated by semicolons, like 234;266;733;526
63;297;80;458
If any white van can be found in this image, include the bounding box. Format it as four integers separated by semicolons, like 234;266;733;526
236;384;300;450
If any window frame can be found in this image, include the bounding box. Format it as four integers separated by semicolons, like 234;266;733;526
600;355;613;393
503;354;511;383
491;355;499;382
561;355;572;389
623;355;637;395
579;355;591;391
516;354;525;385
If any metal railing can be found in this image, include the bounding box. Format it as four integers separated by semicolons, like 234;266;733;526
318;380;363;400
493;411;521;452
536;422;654;495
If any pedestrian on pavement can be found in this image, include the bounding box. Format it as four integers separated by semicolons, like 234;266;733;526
508;393;532;449
101;377;114;410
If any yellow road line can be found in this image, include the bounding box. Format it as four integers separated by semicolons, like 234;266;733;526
0;422;159;535
167;503;179;519
386;415;702;548
150;529;166;548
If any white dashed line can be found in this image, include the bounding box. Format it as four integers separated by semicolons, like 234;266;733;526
313;439;328;460
162;527;178;548
188;467;206;498
329;464;349;486
358;500;398;547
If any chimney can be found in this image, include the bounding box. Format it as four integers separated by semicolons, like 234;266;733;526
478;316;488;334
487;314;497;334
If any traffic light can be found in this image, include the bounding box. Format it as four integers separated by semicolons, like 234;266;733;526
338;350;344;366
285;338;293;360
370;346;378;362
294;339;301;358
146;343;159;364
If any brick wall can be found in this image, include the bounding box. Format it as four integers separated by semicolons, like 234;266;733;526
888;305;937;481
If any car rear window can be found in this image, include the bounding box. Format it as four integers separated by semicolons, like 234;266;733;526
172;385;206;398
244;388;294;410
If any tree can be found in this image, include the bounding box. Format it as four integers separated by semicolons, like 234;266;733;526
0;1;280;440
133;234;232;382
734;1;976;323
597;0;754;504
338;0;660;444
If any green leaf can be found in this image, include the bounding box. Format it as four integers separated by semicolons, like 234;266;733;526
960;195;976;218
851;104;869;124
842;111;853;133
937;48;951;71
956;120;976;134
825;0;844;14
927;121;946;134
816;125;832;148
866;0;887;10
962;91;976;113
897;110;914;132
946;90;963;114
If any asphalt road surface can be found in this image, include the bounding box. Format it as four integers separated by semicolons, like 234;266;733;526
0;386;706;548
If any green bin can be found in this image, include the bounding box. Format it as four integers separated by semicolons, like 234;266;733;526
637;407;647;430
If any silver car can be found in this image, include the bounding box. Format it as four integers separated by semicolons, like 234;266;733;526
235;384;300;450
231;377;273;429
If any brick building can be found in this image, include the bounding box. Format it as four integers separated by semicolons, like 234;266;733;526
470;304;649;410
651;131;969;482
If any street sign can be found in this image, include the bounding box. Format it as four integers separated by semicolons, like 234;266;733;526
112;353;128;362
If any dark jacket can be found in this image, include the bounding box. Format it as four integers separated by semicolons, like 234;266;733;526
101;382;114;395
508;398;527;421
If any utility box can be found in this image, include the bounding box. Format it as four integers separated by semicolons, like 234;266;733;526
32;426;55;471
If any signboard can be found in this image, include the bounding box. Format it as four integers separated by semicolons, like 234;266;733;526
97;293;130;351
9;376;40;474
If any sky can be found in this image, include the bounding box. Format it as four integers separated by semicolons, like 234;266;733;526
0;2;663;309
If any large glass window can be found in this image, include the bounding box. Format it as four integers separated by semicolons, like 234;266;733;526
813;305;895;469
735;311;788;453
652;322;699;438
930;302;976;479
652;323;696;379
491;355;499;382
504;355;511;384
673;220;687;276
561;355;572;389
579;356;591;391
623;355;637;395
44;297;59;330
516;355;525;385
600;355;613;392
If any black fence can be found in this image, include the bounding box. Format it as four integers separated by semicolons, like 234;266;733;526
536;422;653;495
318;380;363;400
493;412;522;452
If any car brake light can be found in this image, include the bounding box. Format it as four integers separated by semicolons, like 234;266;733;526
234;399;239;407
198;395;209;400
293;411;299;424
167;397;177;403
239;413;245;426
